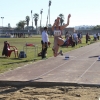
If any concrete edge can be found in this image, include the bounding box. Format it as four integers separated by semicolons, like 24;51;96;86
0;81;100;88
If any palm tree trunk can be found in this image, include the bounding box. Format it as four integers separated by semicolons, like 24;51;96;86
36;25;37;34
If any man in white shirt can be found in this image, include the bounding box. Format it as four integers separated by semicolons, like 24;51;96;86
41;27;49;59
93;33;97;41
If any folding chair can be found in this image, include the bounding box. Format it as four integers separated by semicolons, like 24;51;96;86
2;41;18;58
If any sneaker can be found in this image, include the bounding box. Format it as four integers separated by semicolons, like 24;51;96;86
59;50;63;56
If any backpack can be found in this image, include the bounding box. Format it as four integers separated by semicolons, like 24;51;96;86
19;51;27;58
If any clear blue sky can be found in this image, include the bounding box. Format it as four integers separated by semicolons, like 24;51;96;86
0;0;100;28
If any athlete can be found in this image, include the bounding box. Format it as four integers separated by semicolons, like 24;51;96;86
52;14;71;57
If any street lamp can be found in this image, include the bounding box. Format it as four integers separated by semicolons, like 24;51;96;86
48;0;52;25
31;10;33;30
1;17;4;27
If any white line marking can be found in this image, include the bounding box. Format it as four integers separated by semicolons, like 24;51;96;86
33;46;98;80
71;59;95;61
76;59;97;83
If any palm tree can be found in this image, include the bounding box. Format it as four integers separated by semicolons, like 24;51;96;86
31;10;33;30
16;20;26;30
33;13;39;34
25;16;30;30
40;9;43;27
48;0;52;25
59;14;65;26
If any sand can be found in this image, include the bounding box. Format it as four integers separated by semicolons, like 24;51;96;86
0;85;100;100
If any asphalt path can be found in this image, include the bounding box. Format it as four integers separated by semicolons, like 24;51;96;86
0;42;100;85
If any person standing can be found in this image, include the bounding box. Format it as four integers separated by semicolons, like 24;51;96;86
97;32;100;40
41;27;49;59
86;33;90;43
77;32;82;43
72;31;78;46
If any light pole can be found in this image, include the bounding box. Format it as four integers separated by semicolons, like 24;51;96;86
48;0;51;26
1;17;4;27
1;17;4;34
31;10;33;30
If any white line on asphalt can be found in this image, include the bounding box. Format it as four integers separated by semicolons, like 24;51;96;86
71;59;95;61
75;59;97;83
33;46;98;80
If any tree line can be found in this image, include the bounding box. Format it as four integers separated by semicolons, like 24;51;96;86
92;25;100;30
16;13;65;30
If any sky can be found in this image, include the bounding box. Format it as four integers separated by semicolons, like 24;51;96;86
0;0;100;28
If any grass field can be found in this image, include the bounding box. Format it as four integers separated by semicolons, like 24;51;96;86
0;35;95;73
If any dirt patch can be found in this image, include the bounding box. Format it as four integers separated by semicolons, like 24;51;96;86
0;85;100;100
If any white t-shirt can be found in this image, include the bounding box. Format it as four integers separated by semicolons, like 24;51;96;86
42;31;49;43
98;33;100;36
73;33;78;38
93;34;97;37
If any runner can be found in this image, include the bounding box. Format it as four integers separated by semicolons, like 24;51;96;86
52;14;71;57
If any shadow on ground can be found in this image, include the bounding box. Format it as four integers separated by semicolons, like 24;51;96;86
89;55;99;58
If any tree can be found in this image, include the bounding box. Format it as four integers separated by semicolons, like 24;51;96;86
33;13;39;33
25;16;30;30
48;0;52;25
92;25;100;30
59;14;64;26
16;20;26;30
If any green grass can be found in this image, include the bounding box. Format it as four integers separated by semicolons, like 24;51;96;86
0;35;96;73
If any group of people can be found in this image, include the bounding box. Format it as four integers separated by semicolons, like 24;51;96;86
41;14;71;59
86;32;100;44
63;31;82;47
41;14;100;59
93;33;100;41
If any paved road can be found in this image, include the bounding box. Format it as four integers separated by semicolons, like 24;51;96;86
0;42;100;85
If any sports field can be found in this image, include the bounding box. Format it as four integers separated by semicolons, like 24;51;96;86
0;35;94;73
0;35;100;100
